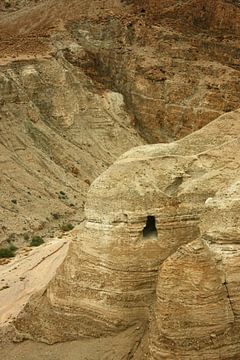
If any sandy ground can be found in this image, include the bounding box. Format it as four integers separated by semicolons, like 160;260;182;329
0;324;146;360
0;238;69;325
0;232;147;359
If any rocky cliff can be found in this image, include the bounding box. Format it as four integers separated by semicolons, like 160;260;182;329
0;1;240;359
0;0;240;245
1;109;239;359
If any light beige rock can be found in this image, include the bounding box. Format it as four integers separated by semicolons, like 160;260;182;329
0;57;144;246
0;1;240;358
0;109;238;359
1;0;240;246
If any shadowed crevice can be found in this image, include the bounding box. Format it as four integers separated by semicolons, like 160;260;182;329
143;215;158;238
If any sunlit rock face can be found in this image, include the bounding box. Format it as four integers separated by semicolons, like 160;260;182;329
1;0;240;246
0;1;240;358
8;109;240;359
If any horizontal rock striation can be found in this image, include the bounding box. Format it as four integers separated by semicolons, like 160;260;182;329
0;0;240;243
0;57;143;245
5;109;239;359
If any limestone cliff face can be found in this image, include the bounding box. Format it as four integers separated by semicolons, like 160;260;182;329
0;2;240;358
5;109;239;359
0;57;143;245
0;0;240;245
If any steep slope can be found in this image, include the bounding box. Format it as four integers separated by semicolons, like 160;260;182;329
0;1;239;244
0;109;239;359
0;57;143;245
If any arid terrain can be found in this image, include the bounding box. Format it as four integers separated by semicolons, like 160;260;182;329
0;1;240;359
0;0;240;247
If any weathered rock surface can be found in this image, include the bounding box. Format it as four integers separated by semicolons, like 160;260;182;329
0;109;239;359
0;1;240;359
0;0;240;244
0;237;69;327
0;57;144;246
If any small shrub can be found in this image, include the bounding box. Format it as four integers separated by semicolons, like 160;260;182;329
30;236;44;247
9;244;18;252
61;223;74;232
0;247;16;258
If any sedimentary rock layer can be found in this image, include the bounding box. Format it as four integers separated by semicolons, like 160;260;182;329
0;0;240;243
1;109;237;359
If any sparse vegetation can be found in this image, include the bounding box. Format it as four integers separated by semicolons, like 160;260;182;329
61;223;74;232
30;235;44;247
0;246;17;258
9;244;18;252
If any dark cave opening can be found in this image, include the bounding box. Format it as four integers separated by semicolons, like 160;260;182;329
143;216;158;238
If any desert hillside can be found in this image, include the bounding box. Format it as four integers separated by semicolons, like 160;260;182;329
0;1;240;359
0;0;240;247
0;0;240;246
1;108;240;360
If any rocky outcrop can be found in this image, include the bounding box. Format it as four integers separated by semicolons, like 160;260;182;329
0;2;240;357
0;237;69;327
0;57;144;245
0;0;240;244
0;109;238;359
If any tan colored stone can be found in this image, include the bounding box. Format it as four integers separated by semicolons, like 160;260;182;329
0;109;238;359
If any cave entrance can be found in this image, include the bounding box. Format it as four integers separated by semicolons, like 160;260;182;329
143;216;158;239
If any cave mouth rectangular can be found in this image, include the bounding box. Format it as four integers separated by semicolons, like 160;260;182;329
143;216;158;238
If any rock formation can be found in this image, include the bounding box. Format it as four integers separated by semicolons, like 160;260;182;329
0;1;240;359
1;109;239;359
0;0;240;245
0;56;143;246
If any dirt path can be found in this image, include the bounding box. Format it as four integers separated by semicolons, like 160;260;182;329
0;324;147;360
